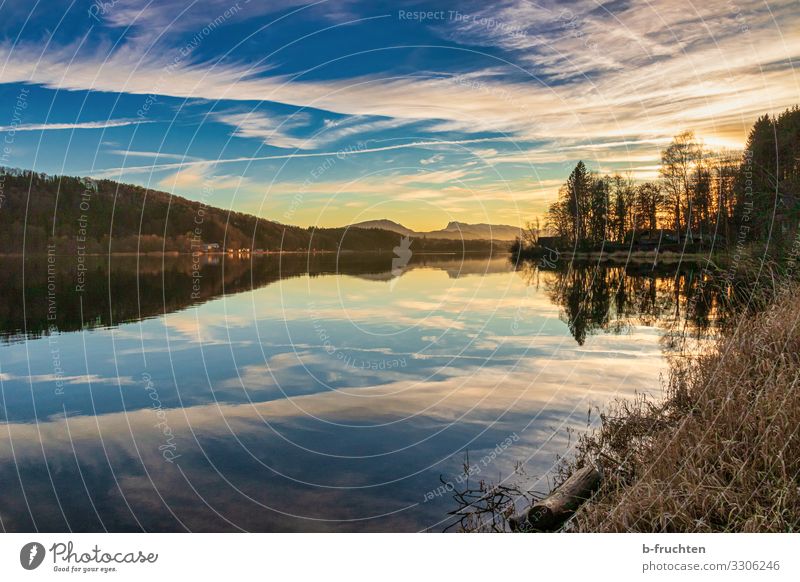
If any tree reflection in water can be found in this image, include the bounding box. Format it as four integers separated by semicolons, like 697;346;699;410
513;258;744;356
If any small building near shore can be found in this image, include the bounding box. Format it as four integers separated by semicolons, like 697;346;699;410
536;235;562;249
631;229;679;247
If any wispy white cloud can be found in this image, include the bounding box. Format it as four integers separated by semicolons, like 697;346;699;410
0;119;148;132
2;0;797;212
3;8;796;158
109;149;195;161
214;109;420;150
89;137;513;177
419;154;444;165
157;164;248;191
214;110;314;149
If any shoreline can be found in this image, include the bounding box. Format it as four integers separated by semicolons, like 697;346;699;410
540;282;799;532
515;248;723;263
0;249;506;258
447;262;799;533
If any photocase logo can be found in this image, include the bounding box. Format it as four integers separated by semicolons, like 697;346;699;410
19;542;46;570
390;236;413;291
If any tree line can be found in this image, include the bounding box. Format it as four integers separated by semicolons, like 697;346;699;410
524;106;799;255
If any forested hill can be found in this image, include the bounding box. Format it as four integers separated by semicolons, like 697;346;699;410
0;169;496;254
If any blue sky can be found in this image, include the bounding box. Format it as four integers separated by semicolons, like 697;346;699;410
0;0;798;229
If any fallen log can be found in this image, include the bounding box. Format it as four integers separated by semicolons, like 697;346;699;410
509;465;602;532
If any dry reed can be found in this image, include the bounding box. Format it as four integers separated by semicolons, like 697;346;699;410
565;284;800;532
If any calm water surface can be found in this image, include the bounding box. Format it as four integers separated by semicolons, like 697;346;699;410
0;253;717;531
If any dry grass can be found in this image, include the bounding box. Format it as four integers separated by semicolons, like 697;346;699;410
563;284;800;532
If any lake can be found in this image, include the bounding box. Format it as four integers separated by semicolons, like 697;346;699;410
0;252;720;531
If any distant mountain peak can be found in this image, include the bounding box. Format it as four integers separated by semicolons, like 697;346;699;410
350;219;414;236
349;219;521;241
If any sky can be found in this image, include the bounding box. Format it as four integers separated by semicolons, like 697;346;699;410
0;0;797;230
